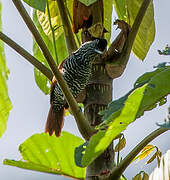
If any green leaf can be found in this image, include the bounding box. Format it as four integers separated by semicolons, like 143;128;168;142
81;85;147;167
134;67;169;88
99;66;170;127
32;9;68;94
23;0;46;12
113;0;126;21
78;0;97;6
127;0;155;60
4;132;86;179
37;1;63;37
37;0;81;47
136;67;170;117
103;0;113;43
0;2;12;137
113;0;155;60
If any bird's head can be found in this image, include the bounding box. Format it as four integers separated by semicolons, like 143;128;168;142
92;38;107;54
80;38;107;55
77;38;107;61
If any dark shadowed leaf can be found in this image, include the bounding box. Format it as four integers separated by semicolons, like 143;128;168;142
23;0;46;12
0;2;12;137
4;132;86;179
75;142;88;167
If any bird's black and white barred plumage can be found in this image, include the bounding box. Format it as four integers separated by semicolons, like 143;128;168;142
45;38;107;136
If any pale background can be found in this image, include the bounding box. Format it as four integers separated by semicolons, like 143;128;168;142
0;0;170;179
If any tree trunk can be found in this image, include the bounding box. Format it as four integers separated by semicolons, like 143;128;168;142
82;33;115;179
73;1;129;179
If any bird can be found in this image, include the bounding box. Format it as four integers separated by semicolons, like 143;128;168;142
45;38;107;137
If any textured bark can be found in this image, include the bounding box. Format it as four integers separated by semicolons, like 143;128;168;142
84;64;114;179
82;30;115;179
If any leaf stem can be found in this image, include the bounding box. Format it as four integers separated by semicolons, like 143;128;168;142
46;0;59;65
109;128;169;180
0;31;53;81
66;7;81;47
12;0;95;140
56;0;77;54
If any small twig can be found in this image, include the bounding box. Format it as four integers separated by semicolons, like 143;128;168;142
12;0;94;140
46;0;59;65
0;31;53;81
109;128;169;180
56;0;77;54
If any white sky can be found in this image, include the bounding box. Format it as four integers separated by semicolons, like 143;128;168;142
0;0;170;179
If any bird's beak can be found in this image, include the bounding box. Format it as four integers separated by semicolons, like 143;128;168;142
94;49;104;54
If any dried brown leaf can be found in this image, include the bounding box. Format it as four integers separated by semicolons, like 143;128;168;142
146;152;157;164
115;137;126;152
138;145;155;161
142;172;149;180
132;174;142;180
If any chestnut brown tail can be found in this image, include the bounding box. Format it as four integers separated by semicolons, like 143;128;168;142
45;106;65;137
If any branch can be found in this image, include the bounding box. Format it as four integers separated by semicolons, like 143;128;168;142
104;20;130;62
12;0;94;140
115;0;152;66
56;0;77;54
0;32;53;81
109;128;170;180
